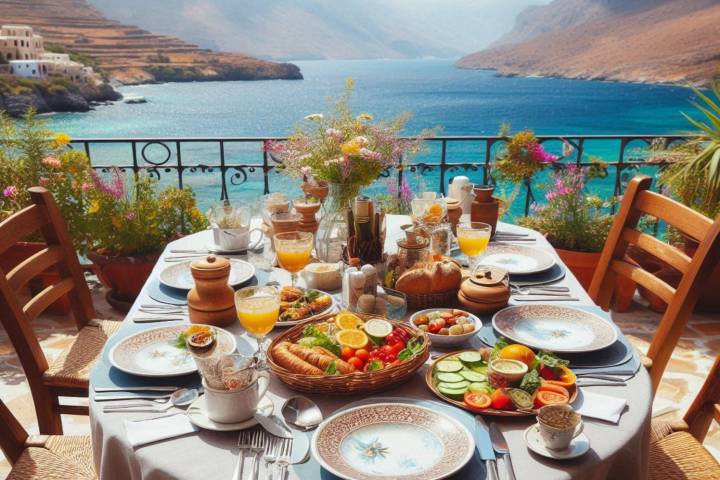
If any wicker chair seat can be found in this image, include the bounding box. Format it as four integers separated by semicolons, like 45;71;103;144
43;319;121;388
6;435;95;479
649;431;720;480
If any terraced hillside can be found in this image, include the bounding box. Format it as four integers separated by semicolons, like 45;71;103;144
0;0;302;84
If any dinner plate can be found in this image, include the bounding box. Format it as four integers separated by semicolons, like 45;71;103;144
276;290;337;327
159;258;255;290
311;403;474;480
492;305;618;353
480;244;556;275
109;325;237;377
187;395;273;431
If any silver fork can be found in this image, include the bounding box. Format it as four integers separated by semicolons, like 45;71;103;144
276;437;294;480
249;429;265;480
233;430;252;480
262;434;280;479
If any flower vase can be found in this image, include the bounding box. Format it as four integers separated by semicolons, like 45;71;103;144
316;183;358;263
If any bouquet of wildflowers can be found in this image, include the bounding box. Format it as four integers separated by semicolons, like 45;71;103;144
494;124;559;184
377;177;414;214
268;78;426;206
518;164;614;253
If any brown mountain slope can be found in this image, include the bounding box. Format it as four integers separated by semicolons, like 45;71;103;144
458;0;720;86
0;0;302;84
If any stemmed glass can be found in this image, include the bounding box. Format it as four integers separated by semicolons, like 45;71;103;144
274;231;314;287
456;221;492;274
235;285;280;365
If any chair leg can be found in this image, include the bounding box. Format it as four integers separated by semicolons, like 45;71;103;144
32;386;63;435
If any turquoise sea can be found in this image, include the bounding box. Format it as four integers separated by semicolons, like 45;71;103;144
42;59;698;215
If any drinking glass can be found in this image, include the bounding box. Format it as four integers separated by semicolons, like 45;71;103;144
457;221;492;273
274;231;314;287
235;286;280;364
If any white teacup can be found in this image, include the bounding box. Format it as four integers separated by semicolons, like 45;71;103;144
537;404;584;450
212;226;264;251
202;370;269;423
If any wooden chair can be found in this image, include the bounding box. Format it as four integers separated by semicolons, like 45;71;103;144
0;397;95;479
649;354;720;479
589;175;720;392
0;187;121;434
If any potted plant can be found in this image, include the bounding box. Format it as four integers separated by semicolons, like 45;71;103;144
0;111;94;313
518;164;636;309
644;82;720;311
267;78;428;262
84;167;208;310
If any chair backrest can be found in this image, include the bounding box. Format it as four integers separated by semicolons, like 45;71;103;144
0;398;29;465
685;354;720;443
589;175;720;392
0;187;96;385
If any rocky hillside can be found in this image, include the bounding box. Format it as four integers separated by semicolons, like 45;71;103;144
458;0;720;86
0;0;302;85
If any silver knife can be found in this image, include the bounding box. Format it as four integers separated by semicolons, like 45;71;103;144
489;423;515;480
254;412;293;439
93;393;171;401
475;416;499;480
94;386;179;393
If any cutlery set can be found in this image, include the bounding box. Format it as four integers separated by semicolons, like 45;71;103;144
235;428;293;480
133;303;189;323
511;283;577;302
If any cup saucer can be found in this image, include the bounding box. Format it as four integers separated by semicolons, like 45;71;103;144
524;423;590;460
207;242;247;254
187;394;273;431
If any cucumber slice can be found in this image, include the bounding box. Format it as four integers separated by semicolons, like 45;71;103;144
437;380;470;390
437;385;468;400
458;351;483;366
469;365;488;375
460;370;487;382
508;388;533;409
467;382;493;394
436;372;465;383
435;360;463;373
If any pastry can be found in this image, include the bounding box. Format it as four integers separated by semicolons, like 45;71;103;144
272;342;323;375
312;347;356;374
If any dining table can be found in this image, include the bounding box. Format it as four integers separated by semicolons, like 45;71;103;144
88;215;652;480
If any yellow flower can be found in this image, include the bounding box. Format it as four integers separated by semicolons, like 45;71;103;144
88;200;100;214
356;113;373;122
340;141;362;156
52;132;71;148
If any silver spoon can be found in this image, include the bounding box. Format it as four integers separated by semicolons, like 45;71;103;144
281;396;323;431
102;388;199;412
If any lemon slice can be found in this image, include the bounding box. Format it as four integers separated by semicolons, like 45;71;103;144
335;329;369;349
334;311;364;330
363;319;393;340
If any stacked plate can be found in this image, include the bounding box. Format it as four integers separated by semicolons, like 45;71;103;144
159;258;255;291
480;244;556;276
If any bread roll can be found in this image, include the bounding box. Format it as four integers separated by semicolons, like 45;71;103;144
395;267;433;294
272;342;323;375
431;260;462;293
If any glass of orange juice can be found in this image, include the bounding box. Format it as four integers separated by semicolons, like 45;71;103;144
457;221;491;273
274;231;314;287
235;285;280;363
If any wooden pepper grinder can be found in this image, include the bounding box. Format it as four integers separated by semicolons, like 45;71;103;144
446;197;462;236
187;255;236;327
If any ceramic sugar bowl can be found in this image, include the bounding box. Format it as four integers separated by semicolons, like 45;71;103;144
457;265;510;314
187;255;236;327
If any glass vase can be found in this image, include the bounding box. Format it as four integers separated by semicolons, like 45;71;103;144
315;183;358;263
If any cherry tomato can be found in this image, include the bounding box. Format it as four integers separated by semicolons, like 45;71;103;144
389;342;405;355
355;348;370;363
341;346;355;361
347;357;364;370
385;353;397;362
464;391;492;411
490;389;514;410
539;365;557;380
381;344;395;355
534;390;569;408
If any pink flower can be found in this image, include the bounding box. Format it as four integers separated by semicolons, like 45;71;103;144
325;128;342;141
42;156;61;168
545;191;557;201
39;177;50;187
3;185;17;197
125;211;136;221
528;143;558;164
399;178;413;203
386;177;398;196
91;168;124;200
263;140;283;153
81;182;92;192
359;148;382;162
342;156;352;178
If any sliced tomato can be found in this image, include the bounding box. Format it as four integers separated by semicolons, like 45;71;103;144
534;390;570;408
538;382;570;398
539;365;558;380
464;391;492;411
490;388;514;410
545;365;576;388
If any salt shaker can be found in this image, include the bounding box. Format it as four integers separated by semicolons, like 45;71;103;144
342;266;358;307
361;264;378;297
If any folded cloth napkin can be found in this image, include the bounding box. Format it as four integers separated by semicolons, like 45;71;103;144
124;413;198;447
574;390;627;424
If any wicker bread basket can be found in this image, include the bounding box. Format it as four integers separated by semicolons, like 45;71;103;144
405;290;457;310
267;313;430;395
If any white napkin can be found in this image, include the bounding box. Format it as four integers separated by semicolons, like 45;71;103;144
574;390;627;424
124;413;198;447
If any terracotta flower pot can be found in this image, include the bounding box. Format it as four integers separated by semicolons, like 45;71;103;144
2;242;72;314
87;251;160;311
301;181;329;203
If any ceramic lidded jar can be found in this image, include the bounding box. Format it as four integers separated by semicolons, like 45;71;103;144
187;255;236;327
457;265;510;314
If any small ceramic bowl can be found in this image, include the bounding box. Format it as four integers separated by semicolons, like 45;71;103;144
488;358;528;383
408;308;480;347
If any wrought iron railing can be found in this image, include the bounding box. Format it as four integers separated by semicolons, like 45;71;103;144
71;134;691;216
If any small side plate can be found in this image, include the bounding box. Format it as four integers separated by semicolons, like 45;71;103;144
159;258;255;290
187;395;273;431
524;423;590;460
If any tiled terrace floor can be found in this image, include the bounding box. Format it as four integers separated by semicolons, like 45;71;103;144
0;279;718;477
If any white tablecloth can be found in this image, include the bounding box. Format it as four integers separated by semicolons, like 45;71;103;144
89;217;651;480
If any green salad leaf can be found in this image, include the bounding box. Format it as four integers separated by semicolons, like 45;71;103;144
301;325;342;356
536;351;569;368
398;337;424;361
175;332;187;349
325;360;340;376
519;369;541;394
490;336;509;360
367;359;383;371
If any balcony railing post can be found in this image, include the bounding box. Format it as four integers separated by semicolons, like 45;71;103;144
439;140;447;195
263;148;270;195
219;140;228;201
176;141;183;190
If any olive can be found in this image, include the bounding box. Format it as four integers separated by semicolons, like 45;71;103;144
449;324;464;335
456;317;468;325
438;327;450;336
462;323;475;333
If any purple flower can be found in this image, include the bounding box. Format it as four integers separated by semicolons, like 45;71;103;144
3;185;17;197
125;211;136;221
91;168;124;200
386;177;398;196
399;178;413;203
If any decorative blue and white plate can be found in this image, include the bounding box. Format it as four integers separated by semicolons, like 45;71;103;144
311;403;474;480
492;305;618;353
